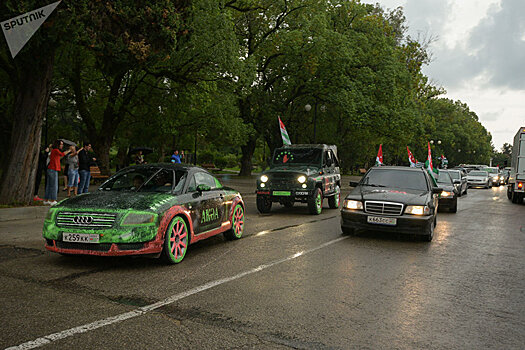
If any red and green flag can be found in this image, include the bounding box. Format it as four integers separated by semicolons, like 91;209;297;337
375;144;383;166
407;146;417;167
278;117;291;146
425;142;439;185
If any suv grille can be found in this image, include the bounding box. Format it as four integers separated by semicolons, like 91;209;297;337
365;201;403;216
56;212;117;229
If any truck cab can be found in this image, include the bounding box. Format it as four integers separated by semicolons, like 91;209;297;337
507;127;525;203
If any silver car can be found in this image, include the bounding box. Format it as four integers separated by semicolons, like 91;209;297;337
448;169;468;196
467;170;491;189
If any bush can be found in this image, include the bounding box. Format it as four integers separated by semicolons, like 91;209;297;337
198;149;216;164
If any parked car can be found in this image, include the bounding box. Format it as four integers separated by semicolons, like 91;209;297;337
448;169;467;196
340;166;442;241
256;144;341;215
43;164;245;264
467;170;491;189
486;167;501;186
436;170;458;212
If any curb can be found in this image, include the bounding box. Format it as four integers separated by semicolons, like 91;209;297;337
0;206;50;222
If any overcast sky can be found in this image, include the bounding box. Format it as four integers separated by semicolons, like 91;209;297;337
362;0;524;150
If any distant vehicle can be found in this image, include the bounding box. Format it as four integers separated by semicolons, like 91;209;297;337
256;144;341;214
340;166;442;241
459;164;484;173
507;127;525;204
447;169;468;196
502;167;512;184
486;167;501;186
467;170;491;189
436;170;458;213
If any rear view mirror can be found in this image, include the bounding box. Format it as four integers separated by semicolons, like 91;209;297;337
349;181;360;187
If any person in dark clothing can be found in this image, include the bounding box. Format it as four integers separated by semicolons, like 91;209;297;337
34;145;50;201
78;141;97;194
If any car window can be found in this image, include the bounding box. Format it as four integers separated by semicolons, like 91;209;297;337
190;172;222;190
140;169;174;192
272;148;322;166
437;171;453;184
448;171;460;179
100;167;160;191
362;169;429;191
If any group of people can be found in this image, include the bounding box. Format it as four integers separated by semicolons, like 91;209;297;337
35;140;97;206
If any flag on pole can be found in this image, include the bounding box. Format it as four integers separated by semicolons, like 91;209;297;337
407;146;417;167
375;144;383;166
425;142;438;185
278;116;291;145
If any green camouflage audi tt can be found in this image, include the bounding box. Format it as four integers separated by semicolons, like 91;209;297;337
43;164;244;264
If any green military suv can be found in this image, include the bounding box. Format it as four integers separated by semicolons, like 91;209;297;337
256;144;341;214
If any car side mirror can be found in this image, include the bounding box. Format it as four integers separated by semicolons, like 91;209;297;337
432;187;443;194
349;181;360;187
197;184;211;193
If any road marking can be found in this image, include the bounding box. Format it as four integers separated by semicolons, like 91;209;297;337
6;236;348;350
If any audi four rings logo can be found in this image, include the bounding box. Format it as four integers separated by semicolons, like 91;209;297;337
73;216;94;224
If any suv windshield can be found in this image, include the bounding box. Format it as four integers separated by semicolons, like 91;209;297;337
437;171;452;184
272;148;322;166
469;171;488;176
362;169;428;191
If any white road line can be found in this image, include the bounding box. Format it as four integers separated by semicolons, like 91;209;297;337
6;236;348;350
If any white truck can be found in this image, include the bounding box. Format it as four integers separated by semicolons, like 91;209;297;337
507;127;525;203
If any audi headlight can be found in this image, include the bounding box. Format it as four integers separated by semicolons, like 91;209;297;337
297;175;307;183
405;205;430;215
122;213;156;225
441;191;453;197
260;175;268;183
343;200;363;210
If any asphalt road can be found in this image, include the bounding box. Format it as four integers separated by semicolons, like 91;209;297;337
1;183;524;349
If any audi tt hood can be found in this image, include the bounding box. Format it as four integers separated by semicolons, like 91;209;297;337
55;191;175;212
346;186;429;206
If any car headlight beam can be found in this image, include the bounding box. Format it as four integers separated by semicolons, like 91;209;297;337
405;205;430;215
260;175;268;183
343;200;363;210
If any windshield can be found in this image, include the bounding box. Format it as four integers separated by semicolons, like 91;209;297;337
362;169;429;191
272;148;322;166
469;171;488;176
448;171;460;179
100;168;187;193
437;171;453;184
487;168;498;173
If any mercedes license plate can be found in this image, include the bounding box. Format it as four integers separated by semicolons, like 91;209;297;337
63;233;100;243
367;216;397;226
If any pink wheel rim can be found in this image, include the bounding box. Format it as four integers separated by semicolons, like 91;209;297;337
169;219;187;260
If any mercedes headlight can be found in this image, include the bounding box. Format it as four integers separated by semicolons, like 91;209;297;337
441;191;453;197
405;205;430;215
297;175;306;184
122;213;156;225
260;175;268;183
343;200;363;210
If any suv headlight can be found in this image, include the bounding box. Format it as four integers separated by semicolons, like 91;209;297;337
297;175;306;183
260;175;268;183
122;213;156;225
343;200;363;210
441;191;453;197
405;205;430;215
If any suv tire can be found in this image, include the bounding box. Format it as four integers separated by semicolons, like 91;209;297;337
256;194;272;213
328;185;341;209
308;188;323;215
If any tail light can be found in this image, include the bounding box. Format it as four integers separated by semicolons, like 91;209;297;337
518;182;523;190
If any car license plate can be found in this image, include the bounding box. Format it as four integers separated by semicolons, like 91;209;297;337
63;233;99;243
295;191;309;196
367;216;397;226
273;191;291;196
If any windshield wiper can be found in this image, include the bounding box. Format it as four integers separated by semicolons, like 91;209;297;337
362;184;386;187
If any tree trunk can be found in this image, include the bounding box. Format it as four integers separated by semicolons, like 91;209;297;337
92;136;113;176
0;55;54;205
239;135;257;176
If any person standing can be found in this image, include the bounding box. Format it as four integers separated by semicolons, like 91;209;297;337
44;140;71;205
66;145;79;197
78;141;96;194
171;150;182;164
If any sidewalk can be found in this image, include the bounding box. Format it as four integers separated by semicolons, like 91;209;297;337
0;174;361;222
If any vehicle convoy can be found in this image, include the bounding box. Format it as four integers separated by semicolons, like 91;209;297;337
467;170;491;189
43;164;244;264
507;127;525;203
448;169;468;196
436;170;458;213
340;166;442;241
256;144;341;215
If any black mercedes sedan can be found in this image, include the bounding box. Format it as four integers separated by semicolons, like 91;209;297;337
436;170;458;213
341;166;442;241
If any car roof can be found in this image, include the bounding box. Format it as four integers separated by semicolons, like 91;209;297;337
119;163;209;173
370;166;426;172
